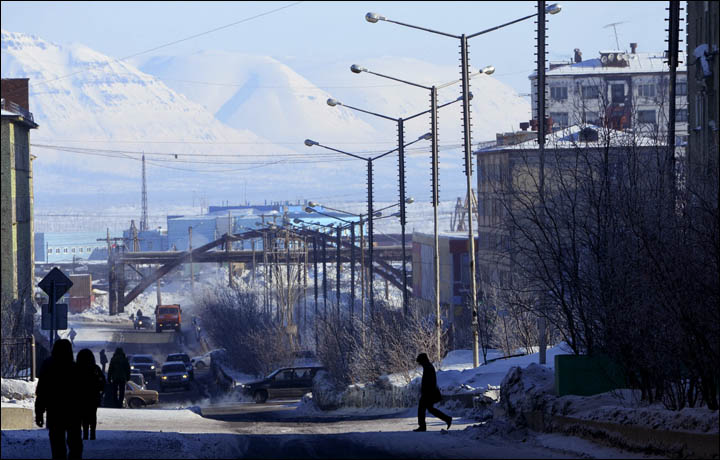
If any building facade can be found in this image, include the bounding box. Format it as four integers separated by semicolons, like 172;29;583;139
530;45;687;144
1;79;38;335
686;0;719;188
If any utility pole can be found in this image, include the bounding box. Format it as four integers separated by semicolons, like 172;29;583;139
537;0;548;366
188;226;194;293
227;211;233;288
140;154;148;232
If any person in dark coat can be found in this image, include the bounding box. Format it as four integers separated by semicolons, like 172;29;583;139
107;347;130;408
35;339;83;459
414;352;452;432
76;349;106;440
99;349;108;375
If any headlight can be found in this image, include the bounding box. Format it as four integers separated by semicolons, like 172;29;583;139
161;376;168;380
130;365;135;369
139;321;143;325
182;374;188;379
150;365;155;369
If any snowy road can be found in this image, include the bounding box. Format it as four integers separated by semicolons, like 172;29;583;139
3;402;636;459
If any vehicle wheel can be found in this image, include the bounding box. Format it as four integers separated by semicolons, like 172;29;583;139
128;398;145;409
254;391;268;404
195;362;206;370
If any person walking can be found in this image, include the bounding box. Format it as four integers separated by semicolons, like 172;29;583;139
35;339;83;459
414;352;452;432
107;347;130;408
68;327;77;347
76;349;106;440
99;349;108;375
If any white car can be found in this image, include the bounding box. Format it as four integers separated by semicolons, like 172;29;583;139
190;349;225;370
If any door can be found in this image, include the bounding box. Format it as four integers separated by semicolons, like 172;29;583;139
292;368;313;398
269;369;295;399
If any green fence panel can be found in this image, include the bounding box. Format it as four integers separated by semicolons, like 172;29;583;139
555;354;626;396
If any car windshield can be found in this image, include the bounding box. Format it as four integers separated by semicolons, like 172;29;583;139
163;364;186;373
159;308;177;315
266;369;283;379
168;355;189;363
132;356;153;363
126;381;140;391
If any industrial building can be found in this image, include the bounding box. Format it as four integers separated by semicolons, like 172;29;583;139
1;78;38;336
34;231;116;264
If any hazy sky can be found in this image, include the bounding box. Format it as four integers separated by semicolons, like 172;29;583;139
2;1;675;96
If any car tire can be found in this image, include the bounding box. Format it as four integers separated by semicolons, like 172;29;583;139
128;398;145;409
254;390;268;404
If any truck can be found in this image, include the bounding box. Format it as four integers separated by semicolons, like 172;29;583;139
155;304;182;333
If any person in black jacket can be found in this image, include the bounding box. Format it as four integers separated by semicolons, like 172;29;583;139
99;349;108;375
414;352;452;432
35;339;83;459
107;347;130;408
76;349;106;440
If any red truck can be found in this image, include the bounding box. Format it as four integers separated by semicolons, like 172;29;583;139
155;304;182;333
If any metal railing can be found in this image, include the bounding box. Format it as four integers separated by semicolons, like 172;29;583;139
0;98;35;122
1;336;36;381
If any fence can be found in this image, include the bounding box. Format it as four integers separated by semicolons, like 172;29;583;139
1;336;36;381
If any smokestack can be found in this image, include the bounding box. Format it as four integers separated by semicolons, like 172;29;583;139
630;43;637;54
574;48;582;63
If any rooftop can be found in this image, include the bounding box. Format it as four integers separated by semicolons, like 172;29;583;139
529;51;687;78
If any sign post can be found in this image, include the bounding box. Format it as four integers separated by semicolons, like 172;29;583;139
39;268;73;347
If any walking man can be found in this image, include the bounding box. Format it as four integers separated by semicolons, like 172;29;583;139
414;352;452;432
68;327;77;347
107;347;130;408
99;349;108;375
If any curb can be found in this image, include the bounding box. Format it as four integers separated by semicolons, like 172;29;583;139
1;406;33;430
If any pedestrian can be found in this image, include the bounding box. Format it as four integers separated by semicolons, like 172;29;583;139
136;308;142;319
99;349;108;375
35;338;83;459
69;327;77;346
413;352;452;432
107;347;130;408
76;349;106;440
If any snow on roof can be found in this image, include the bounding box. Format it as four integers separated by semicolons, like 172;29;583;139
477;124;663;152
530;52;687;78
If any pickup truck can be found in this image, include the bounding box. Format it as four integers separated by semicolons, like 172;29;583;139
155;304;182;333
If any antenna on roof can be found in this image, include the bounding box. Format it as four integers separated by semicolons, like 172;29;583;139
603;21;627;50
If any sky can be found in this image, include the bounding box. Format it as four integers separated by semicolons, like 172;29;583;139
2;1;675;97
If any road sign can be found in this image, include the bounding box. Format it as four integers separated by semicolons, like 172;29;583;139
39;267;73;302
41;304;68;330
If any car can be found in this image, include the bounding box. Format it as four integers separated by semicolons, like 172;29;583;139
129;372;146;389
124;380;159;408
166;353;194;380
238;366;326;404
128;354;157;381
159;362;191;392
134;314;154;330
190;348;225;370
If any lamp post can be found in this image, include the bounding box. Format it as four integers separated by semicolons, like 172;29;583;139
350;64;493;360
304;134;429;318
366;3;562;366
327;96;464;315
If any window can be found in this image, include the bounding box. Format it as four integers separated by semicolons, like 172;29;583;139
550;86;567;100
582;85;600;100
71;248;76;253
638;110;656;124
550;112;569;127
48;248;52;254
676;108;688;122
63;248;68;253
56;248;60;254
676;81;687;96
638;84;656;98
611;84;625;103
87;247;92;253
79;247;83;253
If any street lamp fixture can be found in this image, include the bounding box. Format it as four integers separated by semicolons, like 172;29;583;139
326;98;341;107
365;12;386;23
304;139;318;147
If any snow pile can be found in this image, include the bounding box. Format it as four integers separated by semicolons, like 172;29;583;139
1;378;37;407
498;363;556;423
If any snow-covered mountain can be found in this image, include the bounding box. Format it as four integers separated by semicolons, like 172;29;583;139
2;29;529;213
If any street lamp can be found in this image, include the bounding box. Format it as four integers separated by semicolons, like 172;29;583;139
305;133;430;318
326;96;464;315
366;4;562;367
350;64;493;359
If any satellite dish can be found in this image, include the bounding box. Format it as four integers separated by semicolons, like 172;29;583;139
608;53;616;62
601;56;608;64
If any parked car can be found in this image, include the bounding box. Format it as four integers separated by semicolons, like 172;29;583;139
124;380;159;408
166;353;194;380
159;362;191;392
129;354;157;381
134;314;154;330
238;366;326;403
129;372;146;389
